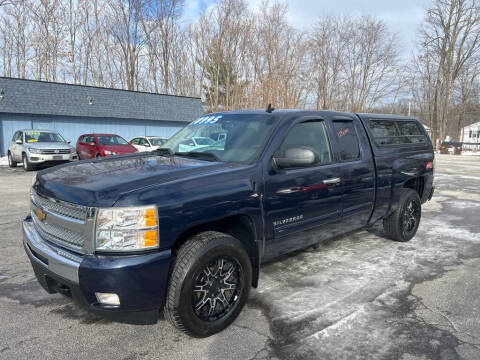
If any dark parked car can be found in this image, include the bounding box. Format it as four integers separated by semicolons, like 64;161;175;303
24;110;434;337
439;140;463;155
76;134;137;159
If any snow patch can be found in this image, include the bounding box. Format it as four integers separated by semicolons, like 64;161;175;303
0;156;8;166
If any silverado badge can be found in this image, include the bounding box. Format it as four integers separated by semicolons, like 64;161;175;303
35;208;46;222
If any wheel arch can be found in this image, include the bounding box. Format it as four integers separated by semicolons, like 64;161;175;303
171;214;261;288
403;176;425;199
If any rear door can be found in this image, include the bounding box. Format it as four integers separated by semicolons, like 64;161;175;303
329;117;375;231
263;118;344;259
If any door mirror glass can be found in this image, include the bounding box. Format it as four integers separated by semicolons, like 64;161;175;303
89;142;96;146
15;139;23;144
274;147;316;169
144;142;150;147
66;140;71;144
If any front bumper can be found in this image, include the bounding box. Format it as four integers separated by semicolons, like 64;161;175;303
27;153;78;163
23;218;171;324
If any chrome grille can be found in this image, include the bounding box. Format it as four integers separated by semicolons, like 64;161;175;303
40;149;71;154
30;190;92;253
31;191;86;221
31;211;85;249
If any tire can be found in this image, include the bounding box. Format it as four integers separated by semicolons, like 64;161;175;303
22;153;33;171
7;152;17;167
96;154;102;158
165;231;252;338
383;189;421;242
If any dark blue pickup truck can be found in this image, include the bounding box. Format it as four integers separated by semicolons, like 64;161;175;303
23;110;434;337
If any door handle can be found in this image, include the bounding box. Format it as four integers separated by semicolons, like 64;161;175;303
322;177;341;185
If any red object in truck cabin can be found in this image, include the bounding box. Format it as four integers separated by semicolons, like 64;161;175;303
76;134;137;159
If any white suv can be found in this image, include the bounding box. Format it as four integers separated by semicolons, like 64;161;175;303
8;130;78;171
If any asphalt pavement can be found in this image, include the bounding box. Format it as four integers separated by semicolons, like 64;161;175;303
1;154;479;360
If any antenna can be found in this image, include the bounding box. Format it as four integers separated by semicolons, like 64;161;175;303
266;104;275;113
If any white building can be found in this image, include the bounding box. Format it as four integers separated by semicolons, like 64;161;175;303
461;121;480;143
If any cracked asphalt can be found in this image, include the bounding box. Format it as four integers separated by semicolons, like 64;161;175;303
1;154;479;360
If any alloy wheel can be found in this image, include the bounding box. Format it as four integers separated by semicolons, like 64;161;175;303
192;256;243;322
402;200;419;237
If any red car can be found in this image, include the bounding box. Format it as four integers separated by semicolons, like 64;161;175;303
76;134;137;159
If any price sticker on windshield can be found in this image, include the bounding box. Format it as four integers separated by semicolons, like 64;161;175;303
191;115;223;126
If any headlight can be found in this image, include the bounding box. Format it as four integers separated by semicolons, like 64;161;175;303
28;147;41;154
95;206;159;252
104;150;116;155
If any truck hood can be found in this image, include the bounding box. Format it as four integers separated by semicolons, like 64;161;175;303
34;154;242;207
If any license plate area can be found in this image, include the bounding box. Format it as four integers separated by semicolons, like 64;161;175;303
53;156;63;160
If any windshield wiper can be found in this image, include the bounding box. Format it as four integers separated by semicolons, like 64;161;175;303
155;147;174;156
174;151;220;162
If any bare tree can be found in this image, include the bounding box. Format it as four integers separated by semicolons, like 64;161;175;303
419;0;480;146
107;0;147;91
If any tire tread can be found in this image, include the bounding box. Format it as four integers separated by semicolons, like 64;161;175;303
383;188;421;242
164;231;237;337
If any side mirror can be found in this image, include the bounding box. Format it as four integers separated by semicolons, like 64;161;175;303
15;139;23;144
89;142;96;146
144;143;150;147
274;147;316;169
66;140;71;144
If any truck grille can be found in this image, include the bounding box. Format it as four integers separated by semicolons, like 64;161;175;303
31;211;86;249
40;149;71;154
30;190;91;252
31;191;86;221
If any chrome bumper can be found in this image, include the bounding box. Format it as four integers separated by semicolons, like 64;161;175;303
23;219;81;284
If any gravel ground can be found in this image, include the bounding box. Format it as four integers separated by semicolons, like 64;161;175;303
0;154;479;360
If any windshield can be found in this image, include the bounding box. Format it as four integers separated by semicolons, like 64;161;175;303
194;137;215;145
25;131;65;143
161;113;276;164
97;135;128;146
149;138;167;146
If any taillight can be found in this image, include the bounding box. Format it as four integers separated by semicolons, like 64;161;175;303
426;157;436;175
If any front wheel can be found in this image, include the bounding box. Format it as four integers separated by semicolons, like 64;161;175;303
22;154;34;171
8;152;17;167
383;189;421;242
164;231;252;337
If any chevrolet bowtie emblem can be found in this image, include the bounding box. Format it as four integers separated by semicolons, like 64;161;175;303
35;208;46;222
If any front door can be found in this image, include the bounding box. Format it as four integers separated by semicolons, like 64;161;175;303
263;118;344;259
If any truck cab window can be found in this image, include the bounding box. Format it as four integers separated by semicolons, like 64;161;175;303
369;120;427;146
278;120;332;165
333;120;360;161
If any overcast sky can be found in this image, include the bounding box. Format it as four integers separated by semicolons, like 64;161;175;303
182;0;430;56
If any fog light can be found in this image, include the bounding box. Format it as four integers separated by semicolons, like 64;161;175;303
95;292;120;306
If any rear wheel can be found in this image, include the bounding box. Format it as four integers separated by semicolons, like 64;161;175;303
22;153;33;171
7;152;17;167
165;231;252;337
383;189;421;242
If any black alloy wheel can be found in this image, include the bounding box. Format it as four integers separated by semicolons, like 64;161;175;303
402;199;420;239
164;231;252;337
383;188;422;242
192;256;243;322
